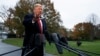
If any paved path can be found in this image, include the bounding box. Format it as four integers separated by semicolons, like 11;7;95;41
0;39;55;56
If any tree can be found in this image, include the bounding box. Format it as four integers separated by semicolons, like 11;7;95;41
4;0;62;37
72;22;94;40
95;24;100;39
0;6;10;22
58;26;68;37
4;0;31;37
86;14;100;40
0;6;16;33
40;0;62;33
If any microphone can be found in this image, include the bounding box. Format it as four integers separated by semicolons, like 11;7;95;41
51;33;63;54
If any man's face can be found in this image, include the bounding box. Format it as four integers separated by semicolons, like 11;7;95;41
33;6;42;17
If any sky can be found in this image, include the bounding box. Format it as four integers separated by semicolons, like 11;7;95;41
0;0;100;29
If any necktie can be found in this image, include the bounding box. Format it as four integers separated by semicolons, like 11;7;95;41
37;18;42;34
37;18;43;42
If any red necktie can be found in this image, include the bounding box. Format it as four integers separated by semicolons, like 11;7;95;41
37;18;42;34
37;18;43;41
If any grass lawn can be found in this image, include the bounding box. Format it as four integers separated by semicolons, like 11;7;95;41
2;38;100;56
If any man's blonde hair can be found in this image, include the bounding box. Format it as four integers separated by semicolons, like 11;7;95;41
34;3;42;9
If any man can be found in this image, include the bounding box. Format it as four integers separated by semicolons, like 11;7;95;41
22;3;50;56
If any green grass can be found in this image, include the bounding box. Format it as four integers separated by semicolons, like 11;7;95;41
3;38;23;47
3;38;100;56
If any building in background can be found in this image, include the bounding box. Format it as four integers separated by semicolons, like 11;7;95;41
0;22;8;39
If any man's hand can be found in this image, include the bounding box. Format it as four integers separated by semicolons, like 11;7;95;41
33;14;40;22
